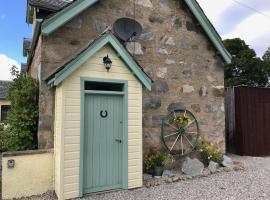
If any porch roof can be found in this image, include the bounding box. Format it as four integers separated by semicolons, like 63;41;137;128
46;31;152;91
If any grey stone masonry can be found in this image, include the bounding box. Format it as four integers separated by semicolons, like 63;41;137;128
30;0;225;153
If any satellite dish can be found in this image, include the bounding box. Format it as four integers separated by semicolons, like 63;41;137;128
113;18;142;42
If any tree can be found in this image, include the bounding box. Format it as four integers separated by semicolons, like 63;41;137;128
0;66;39;151
223;38;270;87
263;47;270;62
223;38;256;58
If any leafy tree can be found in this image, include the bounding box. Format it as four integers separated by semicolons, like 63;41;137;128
223;38;270;87
0;66;39;151
0;123;4;152
263;47;270;62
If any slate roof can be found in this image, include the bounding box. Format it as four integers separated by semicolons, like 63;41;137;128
0;81;11;100
28;0;75;12
23;38;32;57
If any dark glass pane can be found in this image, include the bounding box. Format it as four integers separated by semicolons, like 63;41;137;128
1;105;11;122
85;81;124;92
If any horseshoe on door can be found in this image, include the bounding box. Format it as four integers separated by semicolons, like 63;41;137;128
100;110;108;118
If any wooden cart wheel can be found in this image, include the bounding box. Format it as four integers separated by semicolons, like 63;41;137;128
161;109;200;156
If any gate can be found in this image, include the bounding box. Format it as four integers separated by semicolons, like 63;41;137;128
225;86;270;156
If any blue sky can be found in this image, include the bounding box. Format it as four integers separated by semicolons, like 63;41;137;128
0;0;32;61
0;0;270;80
0;0;32;80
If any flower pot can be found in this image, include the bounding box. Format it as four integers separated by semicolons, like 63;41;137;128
152;166;164;177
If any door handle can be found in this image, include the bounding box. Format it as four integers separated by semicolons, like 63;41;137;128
115;139;122;143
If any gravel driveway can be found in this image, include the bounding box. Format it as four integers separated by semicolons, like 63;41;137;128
21;155;270;200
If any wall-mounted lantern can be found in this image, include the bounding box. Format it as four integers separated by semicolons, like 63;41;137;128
103;54;112;72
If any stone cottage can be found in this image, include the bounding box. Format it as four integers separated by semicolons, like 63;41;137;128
23;0;231;199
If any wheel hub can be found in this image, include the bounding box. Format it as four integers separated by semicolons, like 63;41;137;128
178;127;185;136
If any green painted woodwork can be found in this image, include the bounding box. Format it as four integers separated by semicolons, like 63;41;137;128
84;90;125;95
80;77;128;197
27;19;42;68
184;0;232;64
83;94;123;193
41;0;99;36
26;4;34;24
47;32;152;91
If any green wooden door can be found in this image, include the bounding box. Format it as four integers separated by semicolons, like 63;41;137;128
83;94;123;194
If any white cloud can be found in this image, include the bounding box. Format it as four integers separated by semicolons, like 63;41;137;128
223;12;270;56
197;0;233;24
0;54;20;80
223;12;270;42
197;0;270;57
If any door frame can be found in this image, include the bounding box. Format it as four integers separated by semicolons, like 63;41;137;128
79;77;128;196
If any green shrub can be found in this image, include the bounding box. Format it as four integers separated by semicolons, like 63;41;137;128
0;123;4;150
199;142;223;165
0;123;4;131
144;151;174;171
0;66;38;152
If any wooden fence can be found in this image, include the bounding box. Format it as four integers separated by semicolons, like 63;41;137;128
225;86;270;156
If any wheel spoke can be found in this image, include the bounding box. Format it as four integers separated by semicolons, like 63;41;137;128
184;135;194;148
184;119;195;129
164;132;178;138
186;131;197;134
170;134;180;151
173;112;177;120
165;122;178;131
173;112;180;129
180;136;184;155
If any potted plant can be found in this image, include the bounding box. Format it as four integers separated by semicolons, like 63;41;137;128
144;151;173;177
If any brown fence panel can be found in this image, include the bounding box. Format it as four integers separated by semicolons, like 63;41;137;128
232;87;270;156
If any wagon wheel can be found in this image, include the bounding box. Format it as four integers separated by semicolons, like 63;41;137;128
161;109;200;156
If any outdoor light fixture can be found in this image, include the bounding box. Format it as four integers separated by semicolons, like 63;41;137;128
103;54;112;72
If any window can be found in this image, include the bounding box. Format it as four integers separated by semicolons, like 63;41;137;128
1;105;11;122
85;81;124;92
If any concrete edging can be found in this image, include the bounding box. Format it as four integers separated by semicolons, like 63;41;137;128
2;149;53;157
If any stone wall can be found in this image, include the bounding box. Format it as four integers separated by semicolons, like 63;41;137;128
37;0;225;153
28;35;54;149
29;36;42;80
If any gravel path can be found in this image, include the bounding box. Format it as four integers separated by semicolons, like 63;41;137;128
21;155;270;200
